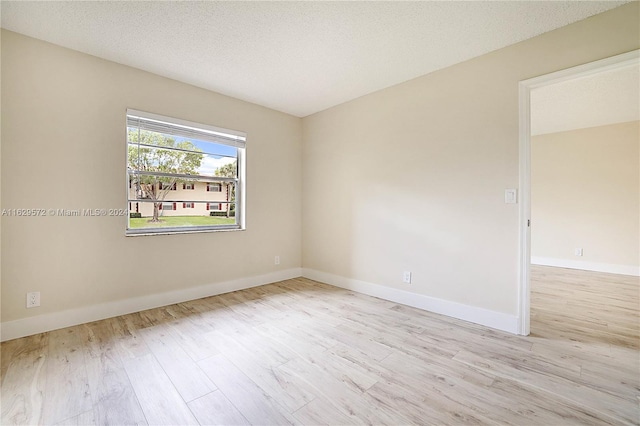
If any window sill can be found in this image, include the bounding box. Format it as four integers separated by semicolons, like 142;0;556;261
125;226;244;237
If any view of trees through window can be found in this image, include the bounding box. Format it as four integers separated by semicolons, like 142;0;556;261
126;110;244;234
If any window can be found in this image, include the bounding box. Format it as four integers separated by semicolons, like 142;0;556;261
159;182;176;190
207;183;222;192
126;109;245;235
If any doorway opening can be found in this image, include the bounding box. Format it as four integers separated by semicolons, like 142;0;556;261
517;50;639;336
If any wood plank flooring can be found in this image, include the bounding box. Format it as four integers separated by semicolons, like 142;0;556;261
1;266;638;425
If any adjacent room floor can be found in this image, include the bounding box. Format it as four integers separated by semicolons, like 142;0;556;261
1;266;638;425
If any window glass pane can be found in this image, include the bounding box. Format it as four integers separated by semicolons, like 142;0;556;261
128;140;237;179
200;156;237;179
128;201;236;230
126;111;243;235
128;176;233;201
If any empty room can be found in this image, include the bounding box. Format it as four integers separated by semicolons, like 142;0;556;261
1;1;638;425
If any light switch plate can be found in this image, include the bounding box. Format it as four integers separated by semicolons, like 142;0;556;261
505;189;517;204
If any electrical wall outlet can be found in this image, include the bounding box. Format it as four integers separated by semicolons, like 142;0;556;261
26;292;40;308
574;248;583;257
275;255;280;265
403;271;412;284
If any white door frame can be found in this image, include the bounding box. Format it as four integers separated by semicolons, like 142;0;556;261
517;49;639;336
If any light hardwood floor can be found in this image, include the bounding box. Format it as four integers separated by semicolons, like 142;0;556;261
1;266;638;425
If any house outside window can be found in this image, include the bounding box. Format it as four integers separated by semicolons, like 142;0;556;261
158;182;176;190
207;183;222;192
126;109;245;235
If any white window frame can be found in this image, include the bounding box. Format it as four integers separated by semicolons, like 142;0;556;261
126;109;246;235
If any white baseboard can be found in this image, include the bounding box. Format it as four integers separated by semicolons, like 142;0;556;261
531;257;640;277
0;268;302;342
302;268;519;334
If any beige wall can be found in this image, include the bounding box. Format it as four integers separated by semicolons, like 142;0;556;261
1;30;302;323
301;3;639;315
532;121;639;269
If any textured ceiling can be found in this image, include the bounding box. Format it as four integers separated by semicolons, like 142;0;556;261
531;64;640;135
0;1;631;117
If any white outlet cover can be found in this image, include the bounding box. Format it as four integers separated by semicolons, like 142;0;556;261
26;292;41;308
